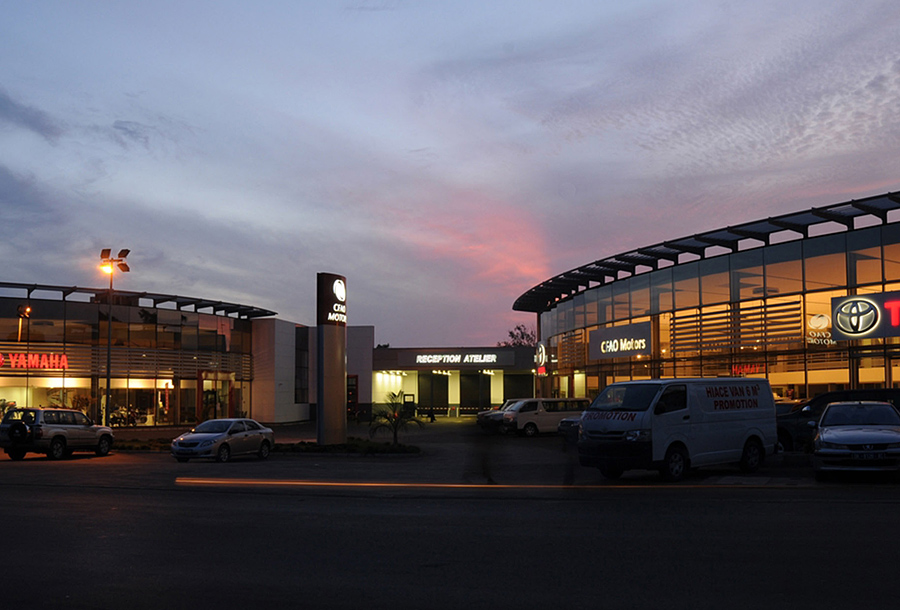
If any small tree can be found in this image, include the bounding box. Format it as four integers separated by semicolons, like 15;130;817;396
369;391;425;445
497;324;537;347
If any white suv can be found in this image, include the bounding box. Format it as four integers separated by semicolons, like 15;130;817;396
0;408;114;461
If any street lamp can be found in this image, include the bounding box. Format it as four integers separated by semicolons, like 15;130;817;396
100;248;130;426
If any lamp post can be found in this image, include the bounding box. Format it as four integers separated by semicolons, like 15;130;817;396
100;248;130;426
17;304;31;406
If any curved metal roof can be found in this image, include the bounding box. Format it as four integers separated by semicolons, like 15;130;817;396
0;282;277;319
513;191;900;314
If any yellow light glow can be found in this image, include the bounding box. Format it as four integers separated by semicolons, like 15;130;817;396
101;263;113;274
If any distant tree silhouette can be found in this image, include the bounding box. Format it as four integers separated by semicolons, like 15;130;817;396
497;324;537;347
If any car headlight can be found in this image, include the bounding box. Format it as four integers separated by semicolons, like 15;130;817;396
817;441;848;450
200;439;216;447
625;429;650;442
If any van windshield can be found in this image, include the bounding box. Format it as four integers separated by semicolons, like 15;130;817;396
588;384;659;412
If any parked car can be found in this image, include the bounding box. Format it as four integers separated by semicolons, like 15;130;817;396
171;418;275;462
0;407;114;460
476;399;521;433
557;414;584;445
777;389;900;452
811;401;900;480
502;398;590;437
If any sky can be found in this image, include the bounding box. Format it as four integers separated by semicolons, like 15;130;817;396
2;1;900;348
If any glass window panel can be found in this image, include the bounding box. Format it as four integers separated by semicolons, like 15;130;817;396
612;281;630;321
26;300;65;343
650;267;673;314
181;313;199;350
730;249;764;301
630;274;650;317
65;302;98;346
765;241;803;296
699;256;730;305
883;224;900;282
584;289;599;327
673;262;700;310
558;300;573;334
198;314;221;351
804;234;847;291
847;227;882;287
572;293;586;330
596;285;612;325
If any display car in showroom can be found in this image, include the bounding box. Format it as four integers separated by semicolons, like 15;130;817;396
171;418;275;462
811;401;900;480
0;407;114;460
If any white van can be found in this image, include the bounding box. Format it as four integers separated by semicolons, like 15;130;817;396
577;378;777;481
502;398;590;437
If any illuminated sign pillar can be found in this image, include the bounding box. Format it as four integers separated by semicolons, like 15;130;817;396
317;272;348;445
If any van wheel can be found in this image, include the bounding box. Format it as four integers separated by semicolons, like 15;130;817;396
740;438;764;473
599;465;623;480
660;445;688;482
522;423;539;437
7;449;26;461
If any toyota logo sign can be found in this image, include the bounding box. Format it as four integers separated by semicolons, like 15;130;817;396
831;292;900;340
833;299;879;336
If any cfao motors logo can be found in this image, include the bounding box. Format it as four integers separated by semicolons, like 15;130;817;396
833;299;879;336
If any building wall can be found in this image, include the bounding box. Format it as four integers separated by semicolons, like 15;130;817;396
347;326;374;412
536;220;900;402
251;318;308;423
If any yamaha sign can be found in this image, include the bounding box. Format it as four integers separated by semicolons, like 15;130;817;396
831;292;900;340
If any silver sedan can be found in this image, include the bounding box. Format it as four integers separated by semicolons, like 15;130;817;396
812;401;900;479
171;418;275;463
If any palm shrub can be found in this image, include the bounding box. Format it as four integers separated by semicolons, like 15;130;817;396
369;391;425;445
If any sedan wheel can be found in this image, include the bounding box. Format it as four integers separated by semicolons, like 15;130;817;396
258;441;271;460
216;444;231;463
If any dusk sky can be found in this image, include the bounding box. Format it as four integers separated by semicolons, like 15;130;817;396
2;1;900;347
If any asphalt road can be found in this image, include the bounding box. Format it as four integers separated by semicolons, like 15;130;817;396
3;422;900;609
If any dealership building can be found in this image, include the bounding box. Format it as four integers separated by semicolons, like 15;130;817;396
514;192;900;403
0;282;534;426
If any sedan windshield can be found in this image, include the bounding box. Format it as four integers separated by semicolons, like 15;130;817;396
588;384;659;412
821;403;900;427
192;420;232;434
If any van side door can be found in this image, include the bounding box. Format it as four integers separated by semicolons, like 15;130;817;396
652;385;689;461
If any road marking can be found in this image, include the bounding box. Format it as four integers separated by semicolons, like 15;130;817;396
175;477;813;490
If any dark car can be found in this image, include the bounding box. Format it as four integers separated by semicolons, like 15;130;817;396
777;389;900;452
557;413;583;445
476;399;521;434
812;401;900;480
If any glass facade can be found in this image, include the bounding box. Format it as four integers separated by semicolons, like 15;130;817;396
536;222;900;404
0;288;256;427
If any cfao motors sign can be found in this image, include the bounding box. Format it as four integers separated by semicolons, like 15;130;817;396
831;291;900;340
317;273;347;327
